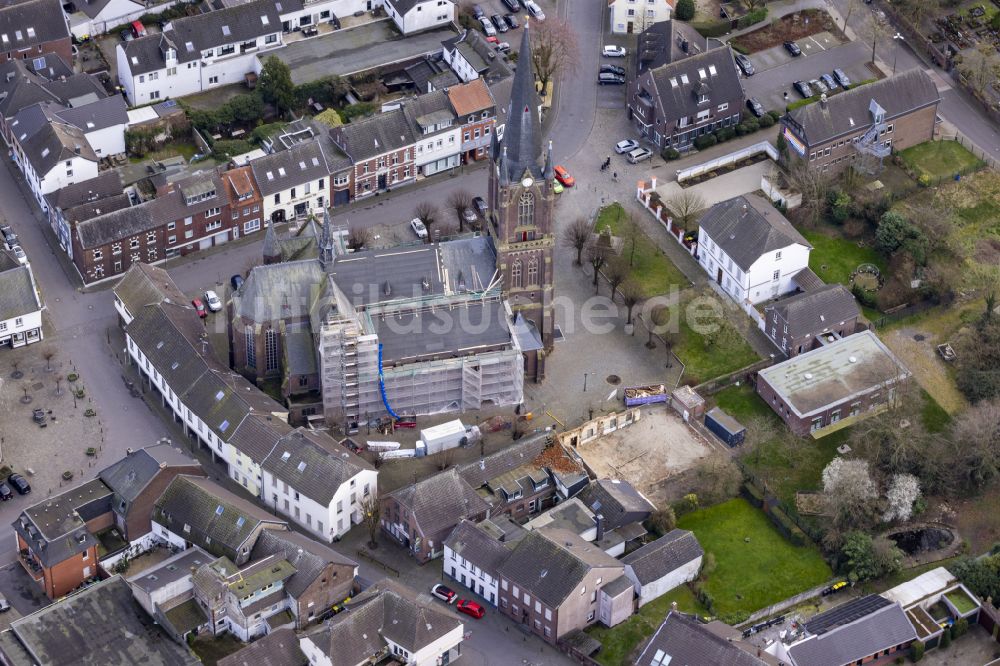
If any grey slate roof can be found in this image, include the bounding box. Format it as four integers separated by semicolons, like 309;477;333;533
502;26;543;181
127;546;212;595
112;263;189;319
497;527;622;608
249;529;356;599
641;45;744;124
637;612;770;666
622;529;703;586
153;475;287;560
250;139;333;197
234;258;325;322
217;627;306;666
764;284;860;339
384;0;425;15
0;0;70;53
576;479;656;531
168;0;281;54
785;68;940;146
304;579;461;666
121;34;189;77
54;95;128;133
75;200;155;249
788;601;918;666
388;468;490;537
374;299;512;363
636;19;709;73
45;170;123;211
99;443;199;505
261;428;373;506
0;57;104;120
8;576;198;666
443;518;516;574
457;431;549;489
697;194;811;272
0;264;41;321
13;479;112;569
332;106;416;161
19;115;97;176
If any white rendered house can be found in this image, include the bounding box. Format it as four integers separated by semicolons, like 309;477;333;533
609;0;674;35
384;0;455;35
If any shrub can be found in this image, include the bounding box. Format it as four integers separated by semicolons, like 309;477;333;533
674;493;699;517
940;627;951;649
910;640;925;662
661;147;681;161
737;7;768;29
851;283;878;308
767;110;781;122
742;482;765;508
647;506;677;536
675;0;695;21
340;101;377;122
758;113;775;128
917;174;932;187
67;372;79;382
714;126;736;143
953;617;968;638
693;134;718;149
250;122;288;145
691;19;730;37
212;139;254;159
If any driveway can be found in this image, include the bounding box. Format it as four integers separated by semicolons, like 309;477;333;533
274;21;458;84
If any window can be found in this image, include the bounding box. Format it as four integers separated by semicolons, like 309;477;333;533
717;103;728;112
518;192;534;227
245;329;256;368
511;260;522;289
92;249;103;260
775;250;782;260
265;329;279;372
206;220;222;231
772;270;780;281
167;221;176;231
526;257;538;285
184;230;193;239
206;207;220;217
184;217;193;226
209;75;218;84
149;91;160;100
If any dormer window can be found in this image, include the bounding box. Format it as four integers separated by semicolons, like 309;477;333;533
698;94;708;104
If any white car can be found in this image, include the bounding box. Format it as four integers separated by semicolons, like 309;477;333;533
615;139;639;154
603;45;627;57
410;218;428;239
11;245;27;265
203;290;223;312
479;16;496;36
627;147;654;164
462;208;478;224
524;0;544;20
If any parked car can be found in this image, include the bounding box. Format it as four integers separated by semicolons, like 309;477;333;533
615;139;639;154
495;41;511;53
431;584;458;604
473;196;488;215
504;14;518;29
486;35;499;44
7;473;30;495
783;40;801;57
0;224;12;241
602;45;627;57
119;29;134;42
230;274;244;291
553;165;575;187
734;53;755;76
502;0;520;12
491;15;508;32
746;98;765;118
203;290;222;312
3;232;17;250
552;180;564;194
130;20;147;38
600;64;625;76
12;245;26;265
0;598;9;613
410;218;428;239
809;78;828;94
524;0;544;20
472;4;485;18
462;208;478;224
820;72;837;90
793;80;813;97
598;72;626;85
627;147;653;164
0;483;12;501
456;600;485;619
479;17;496;37
833;68;851;87
191;298;207;318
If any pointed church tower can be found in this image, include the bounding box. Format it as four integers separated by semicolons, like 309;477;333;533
319;210;335;269
486;22;555;382
262;221;281;265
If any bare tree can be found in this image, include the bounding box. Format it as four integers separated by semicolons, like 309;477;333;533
958;42;1000;97
532;18;580;95
414;201;438;242
743;0;764;9
562;217;592;266
346;227;372;251
841;0;861;34
42;347;55;371
446;189;474;232
54;374;64;396
622;215;641;267
861;9;891;65
360;494;381;549
585;241;609;291
604;257;629;300
665;190;706;231
785;155;834;224
619;279;643;325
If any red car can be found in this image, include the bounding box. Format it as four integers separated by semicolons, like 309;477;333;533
553;165;575;187
191;298;207;318
486;35;499;44
456;600;485;619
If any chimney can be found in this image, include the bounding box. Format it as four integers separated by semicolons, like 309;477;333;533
758;649;763;658
126;447;134;455
820;93;827;108
671;601;678;612
595;514;605;542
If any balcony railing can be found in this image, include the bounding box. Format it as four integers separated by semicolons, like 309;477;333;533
18;549;44;581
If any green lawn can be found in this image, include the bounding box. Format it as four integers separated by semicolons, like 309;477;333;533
586;585;707;666
594;203;688;298
714;383;779;426
920;389;951;433
677;498;832;617
129;141;200;164
802;228;887;287
898;140;985;181
673;302;760;384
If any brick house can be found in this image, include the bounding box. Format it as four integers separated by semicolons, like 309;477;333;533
14;479;113;599
329;108;416;200
381;468;490;564
221;166;264;239
446;78;496;163
627;46;745;150
762;283;862;357
0;0;72;65
780;68;940;174
755;330;911;436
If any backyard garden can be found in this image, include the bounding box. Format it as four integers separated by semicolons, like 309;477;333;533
592;203;688;298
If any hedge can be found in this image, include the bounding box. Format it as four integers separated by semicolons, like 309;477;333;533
766;505;808;546
786;78;880;113
737;7;768;29
694;134;718;149
662;147;681;161
742;482;765;509
691;19;730;38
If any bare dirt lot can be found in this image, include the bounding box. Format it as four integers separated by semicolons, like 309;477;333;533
732;9;842;54
574;406;713;506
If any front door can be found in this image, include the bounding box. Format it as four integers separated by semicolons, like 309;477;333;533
377;173;387;190
716;268;723;285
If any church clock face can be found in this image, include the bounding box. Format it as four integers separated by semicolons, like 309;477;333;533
521;177;533;188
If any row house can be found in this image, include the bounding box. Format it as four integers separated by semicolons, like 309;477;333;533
117;0;283;106
447;77;496;162
441;29;510;84
608;0;674;35
193;554;298;641
330;107;417;200
114;265;378;542
404;89;463;176
45;171;131;260
762;282;862;357
0;0;71;65
627;46;744;150
0;252;44;348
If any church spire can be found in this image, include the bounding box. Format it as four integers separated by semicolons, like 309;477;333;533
319;210;335;267
504;21;542;182
262;221;280;264
543;140;554;181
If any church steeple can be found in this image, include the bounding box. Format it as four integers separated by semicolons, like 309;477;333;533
503;23;543;182
262;221;280;265
319;210;335;268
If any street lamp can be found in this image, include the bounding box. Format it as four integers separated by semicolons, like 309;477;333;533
892;32;905;76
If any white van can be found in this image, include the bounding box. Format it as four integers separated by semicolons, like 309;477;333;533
525;0;545;20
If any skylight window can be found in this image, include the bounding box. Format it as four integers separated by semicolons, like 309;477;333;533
131;57;138;65
32;57;44;69
297;461;306;472
26;27;35;39
266;171;274;180
236;516;246;528
278;167;286;176
1;35;8;44
281;451;291;461
86;121;95;129
185;41;194;52
311;157;319;166
171;361;179;370
215;505;224;515
680;74;689;84
698;68;706;79
41;147;49;158
261;15;269;25
222;25;231;37
298;161;306;170
220;419;230;432
708;65;717;75
156;340;164;349
215;390;225;401
15;30;23;41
